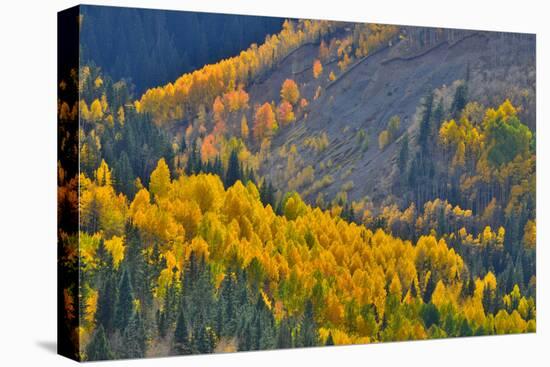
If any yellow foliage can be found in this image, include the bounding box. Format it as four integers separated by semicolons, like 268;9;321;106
90;99;103;121
240;115;249;139
431;281;449;308
117;106;125;125
523;220;536;249
94;76;103;89
78;143;534;344
389;273;402;299
95;159;112;187
84;288;98;324
280;79;300;105
80;232;102;269
137;19;335;125
80;171;127;238
378;130;389;150
104;235;125;269
149;158;171;198
495;309;527;334
80;100;90;121
483;271;497;291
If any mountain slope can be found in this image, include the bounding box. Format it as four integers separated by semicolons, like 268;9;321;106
248;29;535;206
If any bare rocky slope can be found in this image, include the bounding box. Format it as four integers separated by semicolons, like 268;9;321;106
247;28;535;207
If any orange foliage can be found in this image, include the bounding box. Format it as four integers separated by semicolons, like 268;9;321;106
223;88;249;112
277;101;295;125
280;79;300;105
201;134;219;162
313;59;323;79
253;103;277;141
137;20;337;125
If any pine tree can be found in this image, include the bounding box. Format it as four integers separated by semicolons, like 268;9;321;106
180;134;187;153
420;302;440;329
398;133;409;172
86;325;113;361
482;286;495;315
195;320;215;354
276;317;293;349
96;238;108;266
423;273;436;304
173;310;192;355
157;309;167;338
238;321;252;351
260;180;276;208
418;92;434;149
432;99;444;129
459;318;473;337
325;331;335;346
225;149;240;188
114;269;134;331
114;151;135;198
96;272;116;333
410;280;418;299
451;83;468;119
298;300;318;347
252;311;262;350
122;311;146;359
219;273;237;336
464;276;476;298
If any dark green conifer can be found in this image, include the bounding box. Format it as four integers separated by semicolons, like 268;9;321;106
86;325;113;361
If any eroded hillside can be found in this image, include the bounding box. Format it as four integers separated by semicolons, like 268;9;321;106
248;28;535;208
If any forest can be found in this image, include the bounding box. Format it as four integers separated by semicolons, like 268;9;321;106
58;9;536;361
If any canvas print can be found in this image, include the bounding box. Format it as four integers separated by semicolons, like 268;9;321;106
58;5;536;362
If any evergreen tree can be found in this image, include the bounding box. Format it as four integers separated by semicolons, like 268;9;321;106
432;99;444;129
114;151;135;198
96;272;116;333
96;238;108;266
276;317;293;349
186;140;199;175
194;319;215;354
114;269;134;331
122;311;146;359
410;280;418;299
420;303;440;329
459;318;473;337
260;180;276;208
86;325;113;361
325;331;335;346
157;309;168;338
180;134;187;153
219;272;237;335
418;92;434;149
398;133;409;172
124;223;150;310
451;83;468;119
225;149;241;188
482;286;495;315
173;310;192;355
298;300;318;347
423;273;437;304
238;321;252;351
464;276;476;298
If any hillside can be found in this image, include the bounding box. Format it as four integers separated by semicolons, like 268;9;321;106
246;28;535;206
59;15;536;361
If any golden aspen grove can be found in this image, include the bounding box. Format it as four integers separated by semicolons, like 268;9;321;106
58;5;536;362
